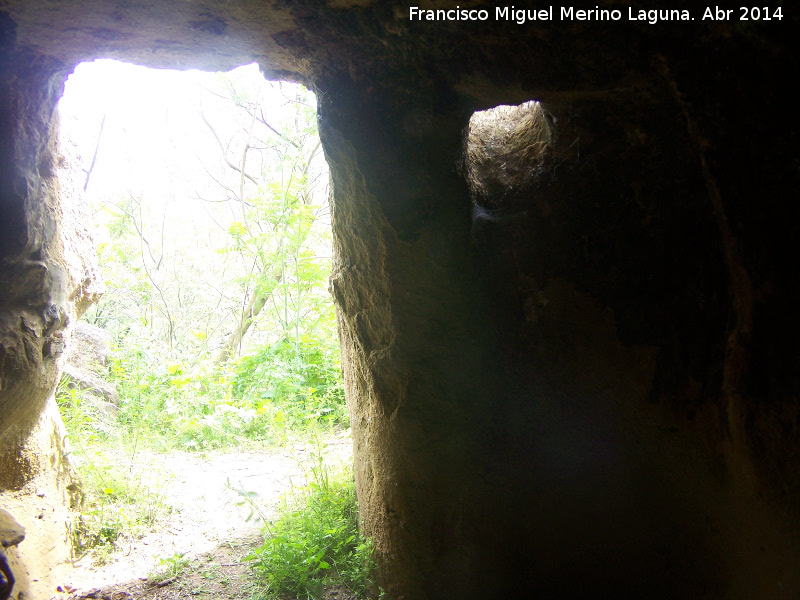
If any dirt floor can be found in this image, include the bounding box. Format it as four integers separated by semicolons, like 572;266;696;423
48;435;355;600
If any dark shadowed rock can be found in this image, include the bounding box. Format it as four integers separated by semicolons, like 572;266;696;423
0;509;24;549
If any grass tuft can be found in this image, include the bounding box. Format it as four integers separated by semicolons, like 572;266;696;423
66;453;172;562
58;381;173;562
245;444;378;599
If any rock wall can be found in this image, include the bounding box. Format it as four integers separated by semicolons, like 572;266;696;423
0;2;798;598
0;64;103;596
317;55;800;596
61;321;120;420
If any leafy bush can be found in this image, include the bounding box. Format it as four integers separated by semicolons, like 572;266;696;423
98;334;347;451
233;338;338;400
231;335;347;429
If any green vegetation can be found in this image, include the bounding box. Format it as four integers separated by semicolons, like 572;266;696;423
55;65;375;596
246;446;378;599
151;552;191;582
70;69;346;453
104;330;345;452
57;377;171;561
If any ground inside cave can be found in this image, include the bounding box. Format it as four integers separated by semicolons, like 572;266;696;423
48;436;354;600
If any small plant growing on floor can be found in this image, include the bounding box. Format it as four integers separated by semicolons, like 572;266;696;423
245;449;378;599
227;478;269;525
151;552;191;582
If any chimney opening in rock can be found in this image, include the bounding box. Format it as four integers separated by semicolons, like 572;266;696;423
465;100;554;219
464;100;555;251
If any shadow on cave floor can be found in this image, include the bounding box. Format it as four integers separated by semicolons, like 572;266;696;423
62;532;360;600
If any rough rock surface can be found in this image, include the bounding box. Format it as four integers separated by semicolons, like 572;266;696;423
1;2;798;599
0;85;102;599
65;321;113;373
61;364;119;405
0;509;23;600
61;321;119;411
0;509;24;549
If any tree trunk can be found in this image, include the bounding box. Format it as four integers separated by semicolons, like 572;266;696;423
215;287;269;364
215;266;284;364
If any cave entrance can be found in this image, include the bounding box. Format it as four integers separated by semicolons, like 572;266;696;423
53;60;354;595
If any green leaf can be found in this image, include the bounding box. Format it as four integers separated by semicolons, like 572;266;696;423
228;221;247;237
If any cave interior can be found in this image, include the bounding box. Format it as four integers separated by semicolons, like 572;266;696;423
1;2;799;599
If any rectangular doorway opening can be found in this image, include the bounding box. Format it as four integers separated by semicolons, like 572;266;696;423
54;59;374;600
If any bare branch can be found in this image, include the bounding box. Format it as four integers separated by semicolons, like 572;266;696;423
83;114;106;191
199;107;259;186
258;109;301;149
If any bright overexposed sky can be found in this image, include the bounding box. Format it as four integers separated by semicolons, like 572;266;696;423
59;60;321;208
58;59;328;250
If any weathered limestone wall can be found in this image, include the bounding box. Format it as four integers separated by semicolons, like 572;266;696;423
321;84;498;597
0;54;103;595
0;2;798;598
